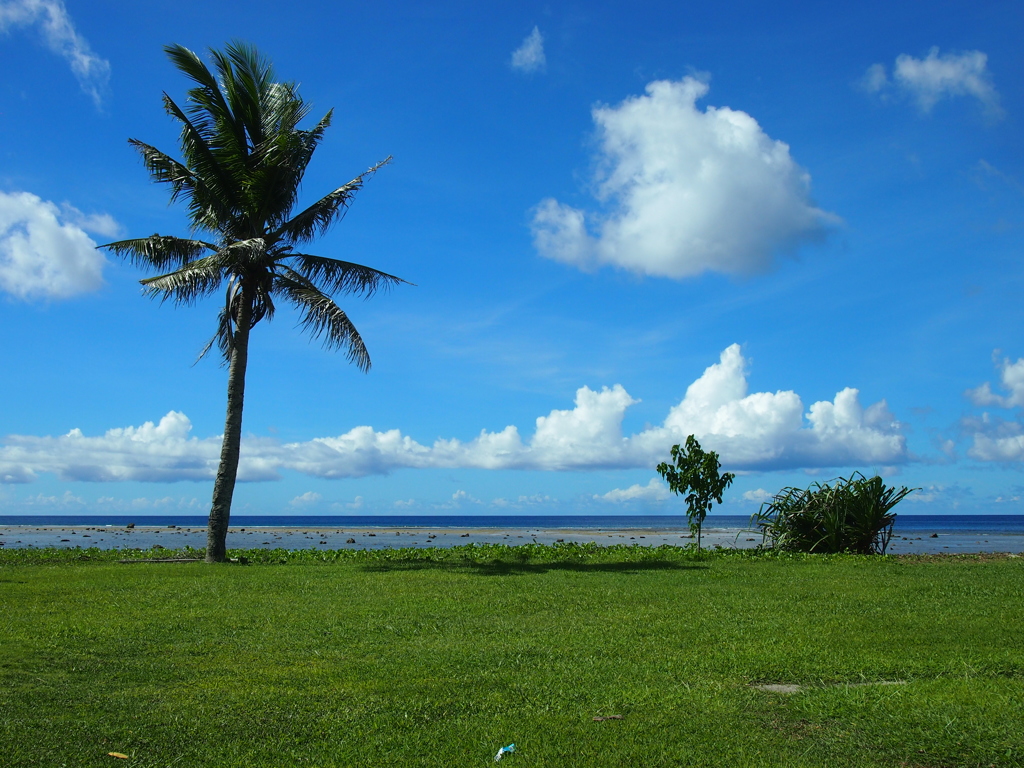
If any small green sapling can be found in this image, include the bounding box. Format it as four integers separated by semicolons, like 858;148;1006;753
656;435;735;551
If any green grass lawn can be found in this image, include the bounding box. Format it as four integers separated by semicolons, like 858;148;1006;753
1;545;1022;766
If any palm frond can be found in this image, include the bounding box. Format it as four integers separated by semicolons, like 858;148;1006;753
248;105;328;230
211;42;308;231
100;235;216;270
274;269;370;371
266;110;332;220
164;44;230;106
194;304;234;365
287;253;409;297
217;237;269;269
126;140;195;205
140;253;230;305
244;270;276;328
159;95;243;233
216;42;279;148
163;45;243;160
274;157;391;245
167;46;248;162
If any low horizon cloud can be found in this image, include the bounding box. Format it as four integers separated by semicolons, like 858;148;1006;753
861;47;1001;117
532;76;837;279
0;0;111;107
595;478;671;503
0;344;909;485
964;353;1024;462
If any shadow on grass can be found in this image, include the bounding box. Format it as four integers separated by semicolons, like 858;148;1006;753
361;558;708;576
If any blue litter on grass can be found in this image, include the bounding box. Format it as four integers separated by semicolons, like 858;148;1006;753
494;743;516;761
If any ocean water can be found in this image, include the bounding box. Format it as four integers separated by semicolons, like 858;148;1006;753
1;514;1022;533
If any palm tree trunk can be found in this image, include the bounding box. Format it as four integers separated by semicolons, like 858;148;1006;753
206;298;252;563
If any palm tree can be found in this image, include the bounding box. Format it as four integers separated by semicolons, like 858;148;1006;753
103;42;406;562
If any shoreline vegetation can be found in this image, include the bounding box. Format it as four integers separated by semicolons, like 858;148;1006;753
1;545;1021;766
1;540;1022;566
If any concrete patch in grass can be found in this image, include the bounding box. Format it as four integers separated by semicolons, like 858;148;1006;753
753;680;907;694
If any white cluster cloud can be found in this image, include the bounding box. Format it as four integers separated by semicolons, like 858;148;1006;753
596;478;670;503
967;356;1024;408
511;26;545;73
741;488;773;504
862;47;1001;116
0;0;110;106
94;494;203;511
636;345;904;469
0;190;115;299
21;490;84;506
964;415;1024;463
532;77;836;279
972;438;1024;463
0;411;267;483
442;489;483;509
904;484;973;509
0;345;909;484
963;354;1024;462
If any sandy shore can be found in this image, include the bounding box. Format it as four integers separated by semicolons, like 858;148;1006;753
1;523;1021;554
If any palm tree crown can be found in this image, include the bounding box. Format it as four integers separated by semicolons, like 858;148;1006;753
105;42;404;367
103;42;406;561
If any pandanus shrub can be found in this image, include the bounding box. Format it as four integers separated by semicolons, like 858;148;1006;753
752;473;916;555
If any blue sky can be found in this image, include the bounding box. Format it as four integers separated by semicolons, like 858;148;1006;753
1;0;1022;517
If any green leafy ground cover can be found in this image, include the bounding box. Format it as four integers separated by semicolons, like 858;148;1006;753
1;544;1021;767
